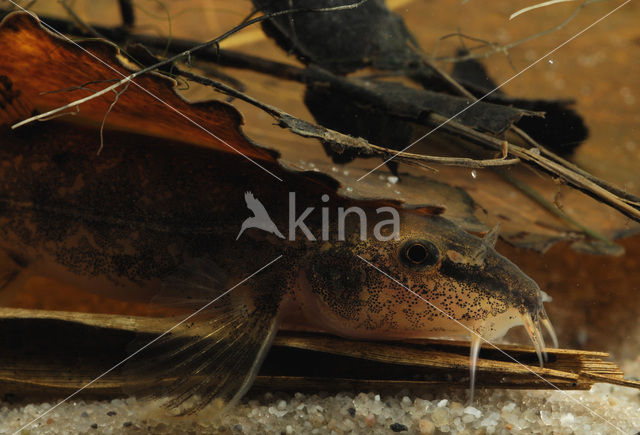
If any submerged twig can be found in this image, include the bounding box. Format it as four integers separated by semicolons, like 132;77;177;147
176;67;519;169
117;0;135;30
98;80;131;155
432;29;518;71
434;0;606;63
10;0;370;129
510;0;578;20
496;169;620;251
429;113;640;222
7;6;640;224
58;0;106;40
409;23;640;225
513;126;640;208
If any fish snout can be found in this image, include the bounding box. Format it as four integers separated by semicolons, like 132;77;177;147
485;252;559;359
482;251;544;315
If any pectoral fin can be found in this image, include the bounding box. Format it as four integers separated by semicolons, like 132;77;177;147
124;259;281;415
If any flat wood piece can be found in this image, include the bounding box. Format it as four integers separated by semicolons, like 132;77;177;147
0;307;638;402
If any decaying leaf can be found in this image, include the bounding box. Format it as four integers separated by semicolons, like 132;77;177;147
2;8;638;254
0;13;275;163
0;11;486;231
450;53;589;157
254;0;421;75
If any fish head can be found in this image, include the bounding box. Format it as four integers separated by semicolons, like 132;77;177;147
296;212;555;353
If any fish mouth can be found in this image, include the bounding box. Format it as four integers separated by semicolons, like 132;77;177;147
520;304;559;367
459;251;558;402
478;250;559;365
466;290;557;403
440;249;558;359
510;267;558;366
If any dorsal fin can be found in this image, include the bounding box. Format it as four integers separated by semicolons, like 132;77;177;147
483;223;501;248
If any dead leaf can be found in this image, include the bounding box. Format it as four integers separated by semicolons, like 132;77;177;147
0;11;485;230
0;12;276;163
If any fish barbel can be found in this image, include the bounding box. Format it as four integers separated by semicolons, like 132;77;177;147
0;119;557;414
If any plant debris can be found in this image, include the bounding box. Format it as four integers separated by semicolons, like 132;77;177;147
1;307;638;398
0;10;639;253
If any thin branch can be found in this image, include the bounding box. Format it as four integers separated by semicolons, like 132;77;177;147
408;20;640;220
432;30;517;71
176;67;520;169
11;0;371;129
411;23;640;211
433;0;606;63
118;0;135;29
98;80;131;155
512;126;640;207
8;7;640;222
429;113;640;222
510;0;578;20
58;0;106;40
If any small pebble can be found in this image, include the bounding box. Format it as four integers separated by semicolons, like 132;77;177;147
365;413;376;427
464;406;482;418
449;401;464;416
418;419;435;435
432;407;450;427
1;381;640;433
560;412;575;426
390;422;408;432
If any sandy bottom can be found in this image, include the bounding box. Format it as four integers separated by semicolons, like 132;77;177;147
2;359;639;435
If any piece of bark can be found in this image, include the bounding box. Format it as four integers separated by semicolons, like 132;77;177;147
0;307;637;401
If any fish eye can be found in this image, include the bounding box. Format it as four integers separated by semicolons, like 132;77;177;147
400;240;439;268
406;244;428;263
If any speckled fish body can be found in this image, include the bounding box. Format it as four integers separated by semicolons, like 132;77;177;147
0;123;285;303
0;122;555;413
